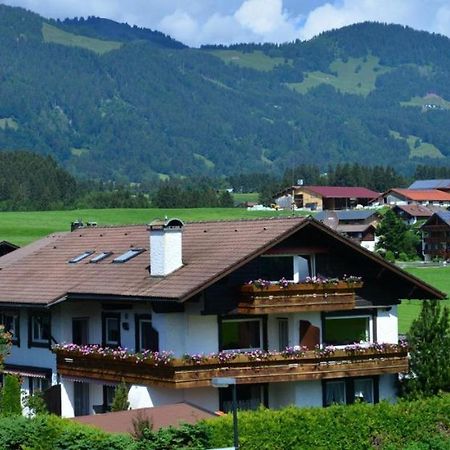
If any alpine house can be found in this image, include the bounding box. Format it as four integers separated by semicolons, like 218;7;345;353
0;217;444;417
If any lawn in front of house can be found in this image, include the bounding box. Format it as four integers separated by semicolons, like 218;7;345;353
399;266;450;334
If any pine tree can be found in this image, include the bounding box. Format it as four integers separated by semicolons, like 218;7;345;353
403;301;450;398
376;209;419;259
110;380;130;412
0;374;22;416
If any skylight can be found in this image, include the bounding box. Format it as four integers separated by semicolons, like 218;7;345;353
112;248;145;263
90;252;113;263
68;250;94;264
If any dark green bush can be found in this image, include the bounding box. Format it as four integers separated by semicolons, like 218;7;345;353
0;374;21;416
207;394;450;450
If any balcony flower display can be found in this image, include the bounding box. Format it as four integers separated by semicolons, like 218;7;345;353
244;275;363;291
53;341;406;368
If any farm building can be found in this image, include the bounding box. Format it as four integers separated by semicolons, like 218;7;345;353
275;186;379;211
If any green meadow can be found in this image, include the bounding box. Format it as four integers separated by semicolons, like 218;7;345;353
288;55;391;96
399;266;450;334
0;208;301;246
42;23;122;55
208;49;289;71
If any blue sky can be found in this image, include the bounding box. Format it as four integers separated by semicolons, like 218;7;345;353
2;0;450;46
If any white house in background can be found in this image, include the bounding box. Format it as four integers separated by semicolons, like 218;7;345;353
376;188;450;207
0;217;444;417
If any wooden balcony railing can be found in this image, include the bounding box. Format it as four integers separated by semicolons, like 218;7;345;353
237;281;363;314
54;343;407;389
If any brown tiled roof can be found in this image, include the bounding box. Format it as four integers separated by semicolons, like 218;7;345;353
393;204;434;218
72;403;216;433
0;218;307;304
0;217;445;305
336;224;375;233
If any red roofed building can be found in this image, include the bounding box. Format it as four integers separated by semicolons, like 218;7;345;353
275;186;379;211
377;189;450;207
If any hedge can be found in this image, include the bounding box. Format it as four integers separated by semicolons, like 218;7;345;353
0;395;448;449
206;394;450;450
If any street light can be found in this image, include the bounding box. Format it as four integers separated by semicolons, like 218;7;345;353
211;377;239;450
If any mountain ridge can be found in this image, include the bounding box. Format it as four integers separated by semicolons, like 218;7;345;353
0;5;449;181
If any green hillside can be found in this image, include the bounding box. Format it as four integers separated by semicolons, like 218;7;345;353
42;22;121;54
288;55;390;96
390;130;444;159
208;49;289;71
1;5;450;181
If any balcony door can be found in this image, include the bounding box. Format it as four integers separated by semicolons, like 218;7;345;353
135;314;159;352
72;318;89;345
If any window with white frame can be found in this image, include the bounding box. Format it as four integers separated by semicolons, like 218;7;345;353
29;377;50;395
324;378;376;406
323;315;372;346
102;314;120;347
0;311;19;345
29;312;50;346
220;317;264;351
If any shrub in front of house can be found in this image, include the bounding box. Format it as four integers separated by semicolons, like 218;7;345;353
206;394;450;450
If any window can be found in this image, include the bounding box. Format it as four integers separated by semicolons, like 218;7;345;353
220;317;264;351
112;248;145;263
259;256;293;281
324;378;377;406
323;315;372;346
102;313;121;347
90;252;113;263
278;318;289;351
29;312;50;347
219;384;267;412
72;318;89;345
29;377;50;395
69;251;94;264
0;311;19;345
324;380;346;405
135;314;159;352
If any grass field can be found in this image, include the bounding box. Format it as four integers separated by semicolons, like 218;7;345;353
42;23;122;55
389;130;444;159
288;55;391;96
208;50;289;71
233;193;259;204
401;94;450;110
0;208;304;246
399;266;450;334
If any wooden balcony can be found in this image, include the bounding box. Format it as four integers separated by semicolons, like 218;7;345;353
237;281;363;314
55;344;407;389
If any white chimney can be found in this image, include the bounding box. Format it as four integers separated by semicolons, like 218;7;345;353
148;218;184;276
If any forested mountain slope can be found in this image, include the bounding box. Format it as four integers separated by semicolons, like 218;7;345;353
0;5;449;181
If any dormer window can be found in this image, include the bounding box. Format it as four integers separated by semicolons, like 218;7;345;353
112;248;145;263
69;251;94;264
90;252;113;263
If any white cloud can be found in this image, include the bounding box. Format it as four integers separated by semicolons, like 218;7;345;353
2;0;450;46
299;0;450;40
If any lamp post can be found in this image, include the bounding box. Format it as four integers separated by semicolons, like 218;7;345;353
211;377;239;450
